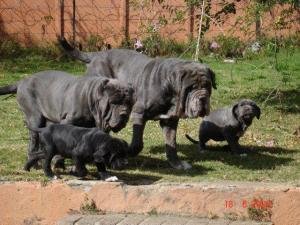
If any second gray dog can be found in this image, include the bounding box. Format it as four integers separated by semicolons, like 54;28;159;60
186;99;261;154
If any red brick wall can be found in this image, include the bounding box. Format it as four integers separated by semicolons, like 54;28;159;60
0;0;298;47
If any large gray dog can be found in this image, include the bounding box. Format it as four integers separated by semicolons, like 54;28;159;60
60;38;217;170
186;99;261;154
0;70;133;159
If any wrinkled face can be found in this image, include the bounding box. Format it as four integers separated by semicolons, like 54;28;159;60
105;89;133;132
182;65;216;118
234;99;261;127
97;81;133;133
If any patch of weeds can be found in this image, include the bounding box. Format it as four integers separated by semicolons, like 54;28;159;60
224;212;239;221
23;216;43;225
247;198;273;222
0;39;23;58
148;208;158;216
208;212;219;219
40;177;50;187
80;195;105;215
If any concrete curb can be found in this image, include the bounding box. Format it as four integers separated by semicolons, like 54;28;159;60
0;180;299;225
57;214;272;225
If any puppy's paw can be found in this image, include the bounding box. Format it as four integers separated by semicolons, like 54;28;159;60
23;165;30;171
52;175;59;180
105;176;119;182
99;172;119;182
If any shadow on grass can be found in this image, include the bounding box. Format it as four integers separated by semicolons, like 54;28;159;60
240;88;300;114
149;144;295;170
110;171;162;185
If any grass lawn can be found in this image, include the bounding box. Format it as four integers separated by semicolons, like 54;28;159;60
0;50;299;184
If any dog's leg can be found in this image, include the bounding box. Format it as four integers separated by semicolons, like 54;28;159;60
72;156;88;178
199;132;209;152
24;155;42;171
43;147;55;178
95;162;118;182
160;119;192;170
26;115;46;169
224;134;242;154
128;121;146;157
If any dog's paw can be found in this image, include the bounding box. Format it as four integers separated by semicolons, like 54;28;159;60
99;172;119;182
105;176;119;182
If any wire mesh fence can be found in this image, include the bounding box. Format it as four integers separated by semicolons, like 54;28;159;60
0;0;298;47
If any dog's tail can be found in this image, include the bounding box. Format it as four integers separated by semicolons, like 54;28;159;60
59;37;92;63
185;134;199;144
0;84;17;95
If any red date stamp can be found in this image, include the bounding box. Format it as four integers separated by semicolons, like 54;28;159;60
225;199;273;209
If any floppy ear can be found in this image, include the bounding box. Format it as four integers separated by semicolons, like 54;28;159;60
232;103;240;120
97;78;110;95
93;78;110;128
250;102;261;119
208;68;217;89
177;69;197;116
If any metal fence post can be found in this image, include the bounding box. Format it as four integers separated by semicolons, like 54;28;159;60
121;0;129;43
189;3;195;41
72;0;76;44
60;0;65;38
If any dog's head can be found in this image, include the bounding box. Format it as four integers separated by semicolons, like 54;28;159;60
94;137;129;170
232;99;261;129
94;79;133;132
177;62;217;118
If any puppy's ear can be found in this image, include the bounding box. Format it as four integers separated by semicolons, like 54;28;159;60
208;68;217;89
250;102;261;119
232;103;239;120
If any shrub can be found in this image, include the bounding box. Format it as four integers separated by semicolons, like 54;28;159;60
85;34;111;51
215;35;245;58
0;39;23;58
142;32;163;57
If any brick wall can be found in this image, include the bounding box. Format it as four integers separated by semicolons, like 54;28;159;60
0;0;298;47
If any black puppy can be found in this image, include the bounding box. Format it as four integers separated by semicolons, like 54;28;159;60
186;99;261;154
24;124;128;181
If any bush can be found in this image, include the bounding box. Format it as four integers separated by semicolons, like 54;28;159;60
215;35;245;58
27;42;64;59
142;32;163;57
0;39;23;58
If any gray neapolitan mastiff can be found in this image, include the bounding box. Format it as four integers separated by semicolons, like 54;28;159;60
60;38;217;170
186;99;261;153
0;71;133;162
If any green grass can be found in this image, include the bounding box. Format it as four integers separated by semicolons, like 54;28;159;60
0;50;299;184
